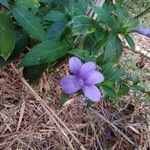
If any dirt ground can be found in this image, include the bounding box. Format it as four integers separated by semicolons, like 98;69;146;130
0;34;150;150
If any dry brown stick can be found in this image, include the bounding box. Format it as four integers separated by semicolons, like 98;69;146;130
91;109;138;148
16;100;26;132
124;46;150;60
11;64;86;150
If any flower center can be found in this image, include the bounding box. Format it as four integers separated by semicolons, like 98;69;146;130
77;78;84;87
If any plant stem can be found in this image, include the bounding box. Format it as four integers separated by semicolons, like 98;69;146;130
134;7;150;19
123;46;150;60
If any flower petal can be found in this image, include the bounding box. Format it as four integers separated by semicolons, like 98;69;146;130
69;57;82;74
133;28;150;37
82;85;101;102
79;62;96;79
60;75;81;94
85;71;105;85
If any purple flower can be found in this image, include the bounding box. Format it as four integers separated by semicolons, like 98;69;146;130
60;57;104;102
133;28;150;37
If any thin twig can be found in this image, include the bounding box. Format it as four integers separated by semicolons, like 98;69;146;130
134;7;150;19
16;101;26;132
91;109;138;147
11;64;86;150
123;46;150;60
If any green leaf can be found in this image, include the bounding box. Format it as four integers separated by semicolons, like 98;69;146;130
10;30;29;59
106;68;125;81
23;64;48;83
15;0;40;9
92;5;118;30
133;85;145;93
86;100;94;108
125;35;135;49
47;21;67;40
67;0;89;17
44;10;67;22
19;40;70;67
101;62;125;81
69;49;91;61
118;85;130;97
128;76;139;85
39;0;53;4
101;61;113;75
59;92;69;107
144;96;150;104
84;30;106;55
104;32;122;60
12;6;48;41
72;15;98;35
0;29;29;67
114;4;128;25
0;13;15;60
0;0;9;8
101;84;116;99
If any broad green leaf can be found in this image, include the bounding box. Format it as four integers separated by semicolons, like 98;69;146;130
59;92;69;107
101;61;113;75
104;32;122;60
121;18;138;33
12;6;48;41
84;30;106;55
86;100;94;108
15;0;40;9
101;62;125;81
105;67;125;81
44;10;67;22
118;85;130;97
128;76;139;85
69;49;91;61
133;85;145;93
39;0;53;4
144;96;150;104
67;0;89;17
112;42;123;63
10;29;29;60
0;0;9;8
0;29;29;67
125;35;135;49
101;84;116;99
92;5;118;30
72;15;98;35
115;4;128;24
23;64;48;83
47;21;67;39
19;40;70;67
0;13;15;60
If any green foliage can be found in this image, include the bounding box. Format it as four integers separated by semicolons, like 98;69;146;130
117;85;129;97
0;13;15;60
15;0;40;9
69;49;91;61
104;32;122;60
72;15;98;35
19;40;70;67
23;64;48;83
59;92;69;107
66;0;89;17
0;0;9;8
0;29;29;67
12;6;48;41
0;0;147;102
43;10;67;22
125;35;135;49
